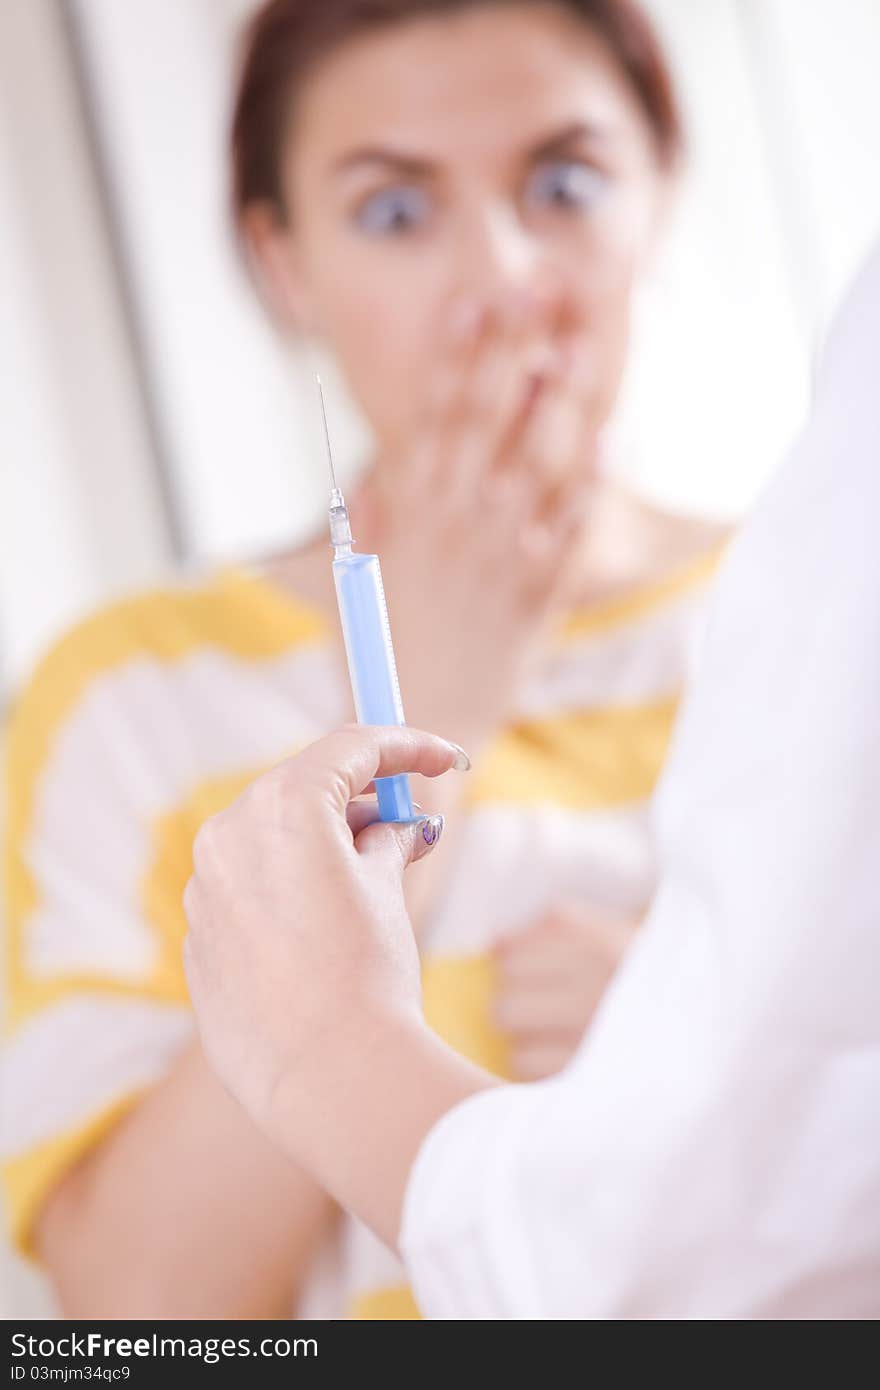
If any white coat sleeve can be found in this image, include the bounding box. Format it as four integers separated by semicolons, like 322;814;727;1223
399;244;880;1319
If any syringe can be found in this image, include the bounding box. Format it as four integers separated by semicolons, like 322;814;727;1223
317;376;416;823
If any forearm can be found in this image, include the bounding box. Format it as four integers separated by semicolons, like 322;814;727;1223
269;1009;500;1249
36;1041;335;1318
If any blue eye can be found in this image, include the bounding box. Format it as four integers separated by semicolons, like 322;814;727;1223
353;186;432;236
524;160;607;214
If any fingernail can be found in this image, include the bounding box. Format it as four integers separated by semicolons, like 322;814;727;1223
416;813;445;853
445;740;472;771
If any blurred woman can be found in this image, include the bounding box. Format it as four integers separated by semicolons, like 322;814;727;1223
3;0;725;1317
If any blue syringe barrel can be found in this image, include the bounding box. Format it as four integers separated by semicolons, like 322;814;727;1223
332;551;416;823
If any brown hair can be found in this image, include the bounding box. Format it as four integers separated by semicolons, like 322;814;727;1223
231;0;683;225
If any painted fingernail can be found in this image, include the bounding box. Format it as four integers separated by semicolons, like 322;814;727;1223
417;813;445;851
445;741;472;771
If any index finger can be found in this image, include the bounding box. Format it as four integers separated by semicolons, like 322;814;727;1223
288;724;470;813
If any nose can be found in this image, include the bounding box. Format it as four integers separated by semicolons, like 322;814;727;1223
456;201;550;302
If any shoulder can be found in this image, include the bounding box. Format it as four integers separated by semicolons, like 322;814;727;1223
8;567;327;714
23;567;325;684
4;568;332;798
629;495;732;589
562;484;731;638
612;488;733;621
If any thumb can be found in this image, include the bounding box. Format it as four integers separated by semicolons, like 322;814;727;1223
354;813;445;872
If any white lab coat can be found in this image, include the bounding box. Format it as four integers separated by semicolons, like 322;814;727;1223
399;244;880;1318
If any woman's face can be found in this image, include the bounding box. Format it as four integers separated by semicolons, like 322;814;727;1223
256;2;669;454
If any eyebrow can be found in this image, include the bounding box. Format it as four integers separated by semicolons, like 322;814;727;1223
527;120;612;160
330;148;435;179
330;121;612;180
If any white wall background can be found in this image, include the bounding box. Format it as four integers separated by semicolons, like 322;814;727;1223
2;0;879;1317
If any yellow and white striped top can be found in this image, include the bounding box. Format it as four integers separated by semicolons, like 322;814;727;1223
2;552;718;1318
